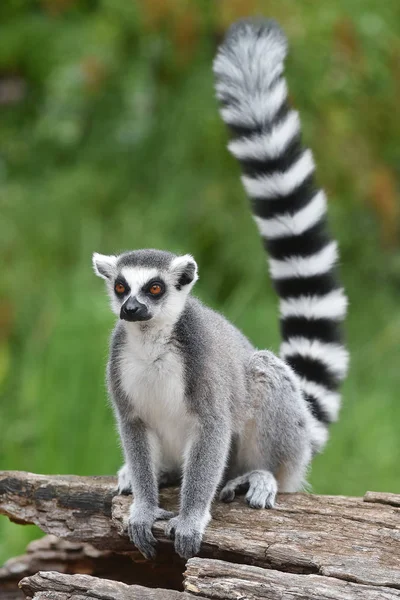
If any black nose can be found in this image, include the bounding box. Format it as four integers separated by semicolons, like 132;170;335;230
120;297;150;322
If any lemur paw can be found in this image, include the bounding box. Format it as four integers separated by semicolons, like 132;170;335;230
245;470;277;509
165;513;209;559
220;470;277;509
117;464;132;495
128;505;175;560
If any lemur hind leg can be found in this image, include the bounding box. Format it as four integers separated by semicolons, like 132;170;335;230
220;470;277;508
220;350;312;508
117;463;132;495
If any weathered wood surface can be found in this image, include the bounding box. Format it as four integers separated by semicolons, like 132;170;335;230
0;534;183;598
364;491;400;507
0;535;112;583
18;561;400;600
1;471;400;595
184;558;400;599
0;535;110;600
19;571;189;599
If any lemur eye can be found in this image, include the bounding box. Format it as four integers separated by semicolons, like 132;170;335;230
149;284;162;296
115;282;126;295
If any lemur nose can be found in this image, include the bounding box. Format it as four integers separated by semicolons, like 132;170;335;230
120;297;150;322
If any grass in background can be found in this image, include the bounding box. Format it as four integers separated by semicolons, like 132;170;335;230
0;0;399;563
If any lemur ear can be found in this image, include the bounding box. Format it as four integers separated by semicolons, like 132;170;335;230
171;254;199;290
92;253;118;280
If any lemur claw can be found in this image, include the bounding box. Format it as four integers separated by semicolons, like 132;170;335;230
128;519;157;559
128;507;176;559
165;516;204;559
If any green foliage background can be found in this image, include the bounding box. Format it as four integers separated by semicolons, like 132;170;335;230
0;0;399;563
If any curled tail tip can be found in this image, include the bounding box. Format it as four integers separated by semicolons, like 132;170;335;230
213;17;288;79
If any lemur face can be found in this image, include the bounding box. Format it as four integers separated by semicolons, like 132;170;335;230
92;249;198;325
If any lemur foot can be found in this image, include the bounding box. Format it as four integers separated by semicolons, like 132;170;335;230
128;504;176;560
219;470;277;509
165;512;210;559
117;464;132;495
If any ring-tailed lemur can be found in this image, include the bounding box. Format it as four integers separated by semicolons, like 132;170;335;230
92;19;348;561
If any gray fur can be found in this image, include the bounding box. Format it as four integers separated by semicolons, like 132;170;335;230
117;249;175;271
94;248;313;559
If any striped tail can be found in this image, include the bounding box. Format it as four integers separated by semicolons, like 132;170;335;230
213;18;349;451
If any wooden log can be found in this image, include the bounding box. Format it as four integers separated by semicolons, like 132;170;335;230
0;535;108;600
184;558;400;599
364;491;400;507
0;534;183;596
19;571;190;599
1;470;400;593
1;535;112;582
17;560;400;600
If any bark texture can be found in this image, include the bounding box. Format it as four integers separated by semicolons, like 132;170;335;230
1;471;400;599
19;571;189;600
184;558;400;599
17;562;400;600
0;534;183;597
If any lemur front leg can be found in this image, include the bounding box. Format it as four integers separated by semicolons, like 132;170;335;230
118;415;175;559
166;410;231;559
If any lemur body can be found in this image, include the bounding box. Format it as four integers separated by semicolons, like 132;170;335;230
93;20;348;560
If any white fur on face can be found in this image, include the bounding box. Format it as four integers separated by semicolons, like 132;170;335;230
109;266;160;320
94;252;198;325
119;261;196;326
162;255;198;324
120;267;159;297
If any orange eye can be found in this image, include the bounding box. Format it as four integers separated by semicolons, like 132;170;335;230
115;282;126;294
149;284;162;295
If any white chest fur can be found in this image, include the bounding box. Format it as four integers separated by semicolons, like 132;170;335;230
119;327;194;468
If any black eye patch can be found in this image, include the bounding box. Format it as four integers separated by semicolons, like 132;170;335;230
143;278;166;299
114;277;130;296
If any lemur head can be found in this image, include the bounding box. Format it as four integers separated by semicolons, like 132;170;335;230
92;249;198;325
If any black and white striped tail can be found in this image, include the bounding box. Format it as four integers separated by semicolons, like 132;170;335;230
214;19;348;450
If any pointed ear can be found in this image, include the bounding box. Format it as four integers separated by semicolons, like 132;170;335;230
92;252;118;280
171;254;199;290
